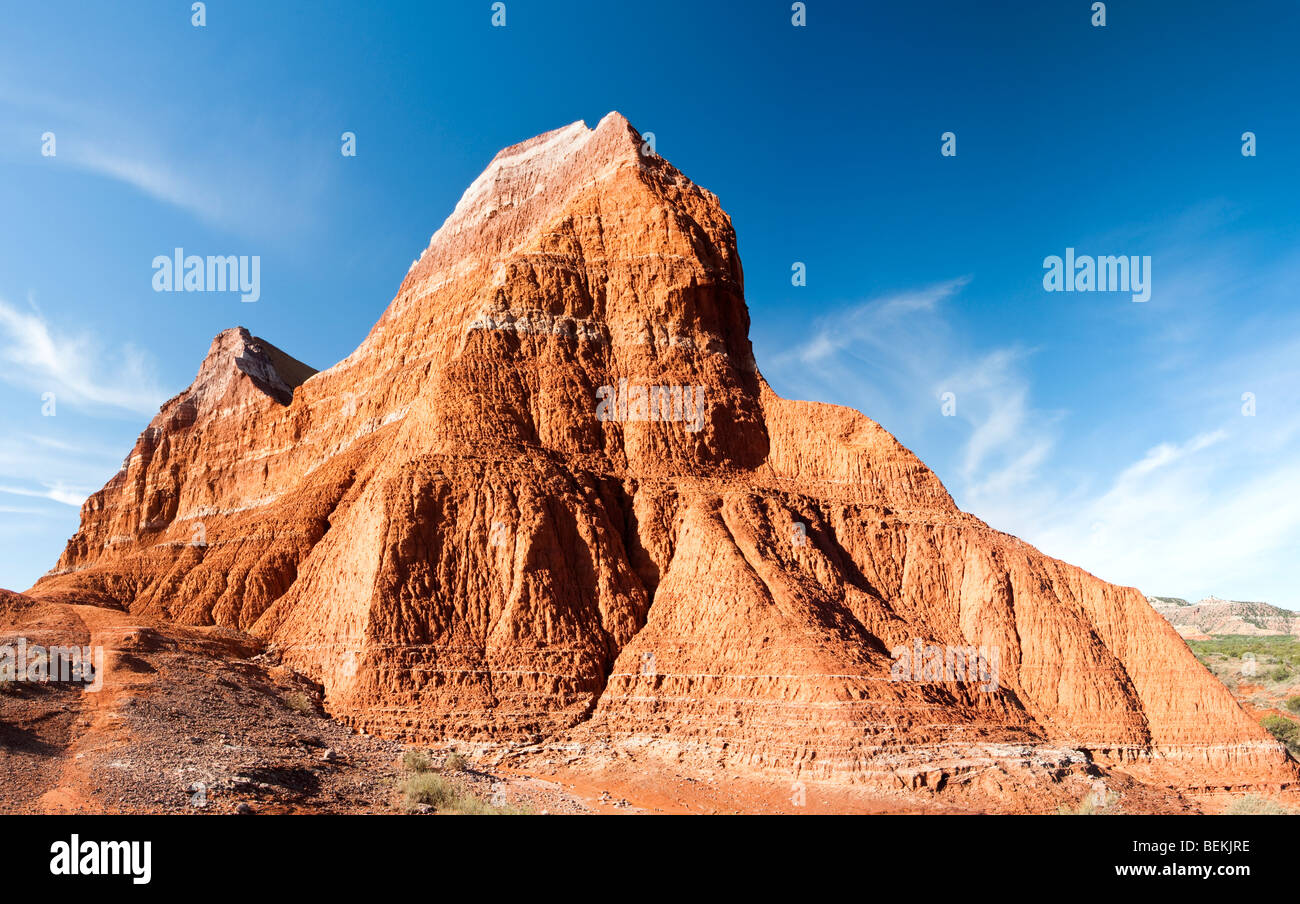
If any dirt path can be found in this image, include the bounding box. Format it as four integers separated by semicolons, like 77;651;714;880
34;605;168;813
0;598;95;813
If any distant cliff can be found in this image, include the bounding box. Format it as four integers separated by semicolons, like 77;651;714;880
1150;596;1300;637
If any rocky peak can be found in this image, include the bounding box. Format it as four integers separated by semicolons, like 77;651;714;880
426;111;644;247
189;327;316;409
27;116;1299;802
329;109;760;473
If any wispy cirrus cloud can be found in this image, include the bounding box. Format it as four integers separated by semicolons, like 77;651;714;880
0;482;87;507
0;297;165;415
772;277;981;445
0;82;322;236
67;143;233;228
1033;428;1300;606
766;272;1300;609
771;275;1058;501
789;277;971;369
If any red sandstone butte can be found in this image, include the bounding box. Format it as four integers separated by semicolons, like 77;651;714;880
23;113;1297;804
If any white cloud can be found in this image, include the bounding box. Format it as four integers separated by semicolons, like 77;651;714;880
791;277;969;369
765;276;1300;610
772;277;975;443
22;434;92;454
1114;430;1226;485
69;144;232;228
1024;319;1300;606
0;298;165;415
0;506;52;516
0;83;323;237
773;276;1059;504
0;483;87;507
1033;433;1300;606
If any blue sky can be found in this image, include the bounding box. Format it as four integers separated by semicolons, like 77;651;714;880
1;0;1298;606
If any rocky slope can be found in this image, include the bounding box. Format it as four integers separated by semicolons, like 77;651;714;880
20;112;1298;805
0;588;583;815
1150;596;1300;638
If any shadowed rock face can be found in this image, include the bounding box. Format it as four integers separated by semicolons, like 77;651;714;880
26;113;1297;795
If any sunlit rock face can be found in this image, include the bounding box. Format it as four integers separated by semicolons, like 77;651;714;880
30;113;1296;796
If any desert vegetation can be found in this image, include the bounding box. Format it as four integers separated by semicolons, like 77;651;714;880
397;749;529;815
1261;714;1300;757
1222;794;1299;815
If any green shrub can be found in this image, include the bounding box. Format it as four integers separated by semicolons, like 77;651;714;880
402;772;461;809
402;748;434;773
1265;665;1293;683
399;772;531;815
1261;714;1300;757
1285;696;1300;715
442;752;468;773
1188;636;1300;669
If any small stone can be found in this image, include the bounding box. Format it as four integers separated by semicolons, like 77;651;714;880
235;802;254;815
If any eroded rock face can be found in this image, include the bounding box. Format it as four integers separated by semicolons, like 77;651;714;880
1151;595;1300;638
27;113;1297;794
